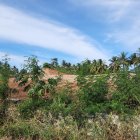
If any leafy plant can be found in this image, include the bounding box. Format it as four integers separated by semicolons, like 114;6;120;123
77;75;109;115
111;69;140;114
0;55;13;123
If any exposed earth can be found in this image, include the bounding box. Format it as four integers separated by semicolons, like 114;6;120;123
8;68;77;100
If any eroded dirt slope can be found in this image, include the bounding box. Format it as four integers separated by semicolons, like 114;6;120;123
9;68;77;100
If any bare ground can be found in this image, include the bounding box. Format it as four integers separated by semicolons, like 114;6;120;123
8;68;77;100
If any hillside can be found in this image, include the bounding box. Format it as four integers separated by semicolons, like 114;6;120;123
9;68;77;100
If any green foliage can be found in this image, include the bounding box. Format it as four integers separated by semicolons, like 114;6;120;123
41;48;140;75
43;62;52;68
24;56;44;83
19;98;47;118
0;121;38;139
1;49;140;139
16;56;46;117
77;75;109;115
48;78;58;86
76;60;91;76
45;87;74;118
17;56;62;118
51;58;58;67
0;49;140;140
56;66;77;74
28;80;46;99
111;69;140;114
15;69;28;85
0;55;12;122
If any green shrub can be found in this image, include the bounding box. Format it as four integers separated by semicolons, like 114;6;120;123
18;99;47;118
77;75;109;115
0;121;39;139
0;56;11;123
111;70;140;114
45;87;74;118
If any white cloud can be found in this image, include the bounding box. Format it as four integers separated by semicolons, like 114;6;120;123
109;19;140;51
103;1;140;52
69;0;140;52
68;0;133;22
0;4;109;60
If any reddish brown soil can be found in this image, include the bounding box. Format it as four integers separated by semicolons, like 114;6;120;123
9;68;77;100
8;78;28;100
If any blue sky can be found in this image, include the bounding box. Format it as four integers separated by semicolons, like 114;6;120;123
0;0;140;67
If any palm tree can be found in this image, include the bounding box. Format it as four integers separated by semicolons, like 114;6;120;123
80;59;91;75
62;60;66;67
129;53;139;68
109;56;120;72
90;59;97;74
96;59;107;74
90;59;107;74
118;52;129;70
51;58;58;67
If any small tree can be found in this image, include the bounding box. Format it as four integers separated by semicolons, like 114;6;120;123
51;58;58;67
18;56;61;117
18;56;45;100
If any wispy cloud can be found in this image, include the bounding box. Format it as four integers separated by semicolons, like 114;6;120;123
108;19;140;51
103;1;140;52
0;4;109;60
68;0;132;22
69;0;140;52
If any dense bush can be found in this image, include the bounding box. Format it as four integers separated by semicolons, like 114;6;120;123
0;56;13;123
111;69;140;114
19;99;47;118
77;75;110;115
